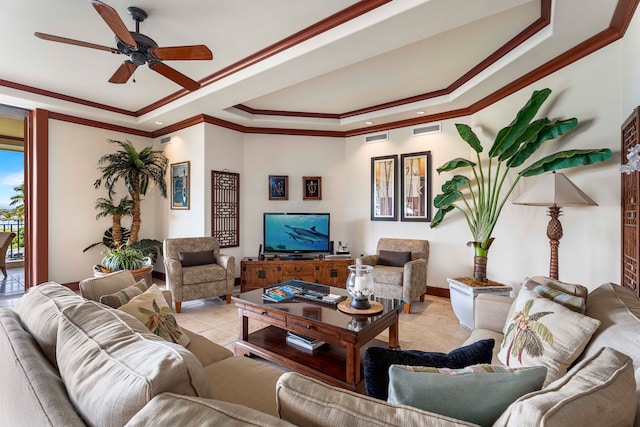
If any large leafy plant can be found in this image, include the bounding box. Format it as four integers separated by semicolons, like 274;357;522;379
430;88;611;282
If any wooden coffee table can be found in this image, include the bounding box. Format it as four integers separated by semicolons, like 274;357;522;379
232;280;405;393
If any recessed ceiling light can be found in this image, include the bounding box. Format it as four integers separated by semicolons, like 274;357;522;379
155;121;164;125
365;121;374;125
416;111;425;115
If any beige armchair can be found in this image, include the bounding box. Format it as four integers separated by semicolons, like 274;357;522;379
0;232;16;277
163;237;235;313
356;238;429;314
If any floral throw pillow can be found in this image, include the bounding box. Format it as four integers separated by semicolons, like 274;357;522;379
119;284;190;347
498;289;600;385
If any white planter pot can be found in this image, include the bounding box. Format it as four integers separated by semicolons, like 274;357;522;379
447;278;512;330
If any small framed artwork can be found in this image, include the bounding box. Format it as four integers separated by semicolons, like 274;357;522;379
268;175;288;200
303;176;322;200
171;161;190;210
371;155;398;221
401;151;432;222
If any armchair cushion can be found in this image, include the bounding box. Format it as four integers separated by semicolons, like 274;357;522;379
364;339;495;400
179;250;215;267
378;250;412;267
183;264;228;285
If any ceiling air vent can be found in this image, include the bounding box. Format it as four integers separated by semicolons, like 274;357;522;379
364;132;388;143
412;123;441;136
160;136;172;145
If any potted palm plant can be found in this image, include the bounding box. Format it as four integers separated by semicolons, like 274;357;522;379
431;88;611;282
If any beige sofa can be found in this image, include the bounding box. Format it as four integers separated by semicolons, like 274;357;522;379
2;277;638;426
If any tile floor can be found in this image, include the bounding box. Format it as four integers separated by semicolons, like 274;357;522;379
1;268;472;354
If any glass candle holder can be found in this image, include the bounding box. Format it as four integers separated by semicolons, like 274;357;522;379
346;264;374;310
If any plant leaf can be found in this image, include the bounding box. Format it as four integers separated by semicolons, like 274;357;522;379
434;191;462;208
441;175;471;193
498;118;549;162
519;149;612;177
436;158;476;174
488;88;551;158
507;118;579;167
455;124;483;153
430;205;455;228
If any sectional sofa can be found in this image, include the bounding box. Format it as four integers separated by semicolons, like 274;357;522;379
0;274;638;426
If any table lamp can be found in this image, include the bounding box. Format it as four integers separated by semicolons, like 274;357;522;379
513;171;597;280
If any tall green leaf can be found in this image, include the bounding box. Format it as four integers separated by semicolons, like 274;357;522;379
507;118;578;167
430;205;455;228
519;149;612;177
434;191;462;208
497;118;549;162
442;175;470;192
436;158;476;174
455;124;483;153
488;88;551;158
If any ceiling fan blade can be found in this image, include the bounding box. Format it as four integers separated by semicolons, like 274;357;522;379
34;32;118;53
149;45;213;61
148;61;201;91
89;0;137;47
109;61;138;84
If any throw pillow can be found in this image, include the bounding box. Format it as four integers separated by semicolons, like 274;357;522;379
377;250;412;267
495;347;636;427
523;276;588;302
99;279;148;308
530;282;586;314
388;364;547;427
364;338;494;400
179;250;215;267
498;289;600;386
119;284;190;347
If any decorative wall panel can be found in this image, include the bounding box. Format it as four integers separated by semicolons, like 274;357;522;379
211;170;239;248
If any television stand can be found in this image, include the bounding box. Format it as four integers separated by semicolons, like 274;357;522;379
240;257;354;292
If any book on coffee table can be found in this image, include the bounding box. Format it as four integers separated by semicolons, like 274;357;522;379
286;332;325;351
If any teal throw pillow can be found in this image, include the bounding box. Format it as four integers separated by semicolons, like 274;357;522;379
387;364;547;426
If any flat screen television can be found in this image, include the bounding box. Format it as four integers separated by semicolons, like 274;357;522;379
263;212;330;256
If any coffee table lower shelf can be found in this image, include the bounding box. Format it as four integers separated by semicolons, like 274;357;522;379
234;325;386;393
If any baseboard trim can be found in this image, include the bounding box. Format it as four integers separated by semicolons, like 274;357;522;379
426;286;450;299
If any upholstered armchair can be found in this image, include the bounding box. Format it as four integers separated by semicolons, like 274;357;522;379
163;237;235;313
0;232;16;277
356;238;429;314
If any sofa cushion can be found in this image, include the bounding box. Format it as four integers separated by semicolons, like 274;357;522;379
388;364;546;426
56;300;212;427
204;355;285;417
0;308;85;427
183;263;228;285
179;250;215;267
183;329;234;367
364;339;495;400
17;282;83;366
79;269;138;302
119;284;190;347
126;393;295;427
378;250;412;267
529;282;586;314
99;279;148;308
495;347;636;427
578;283;640;425
276;372;476;427
498;289;600;386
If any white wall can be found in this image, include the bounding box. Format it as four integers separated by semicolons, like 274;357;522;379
345;40;623;292
623;8;640;115
242;134;347;260
48;121;154;283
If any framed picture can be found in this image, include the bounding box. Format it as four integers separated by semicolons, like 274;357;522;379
371;155;398;221
171;161;190;210
303;176;322;200
401;151;432;222
268;175;288;200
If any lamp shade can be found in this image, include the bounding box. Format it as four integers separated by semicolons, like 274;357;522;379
513;172;597;207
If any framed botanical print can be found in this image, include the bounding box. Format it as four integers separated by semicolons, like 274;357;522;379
268;175;288;200
401;151;432;222
171;161;190;210
371;155;398;221
303;176;322;200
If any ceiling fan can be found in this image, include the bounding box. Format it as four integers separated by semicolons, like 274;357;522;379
34;0;212;91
